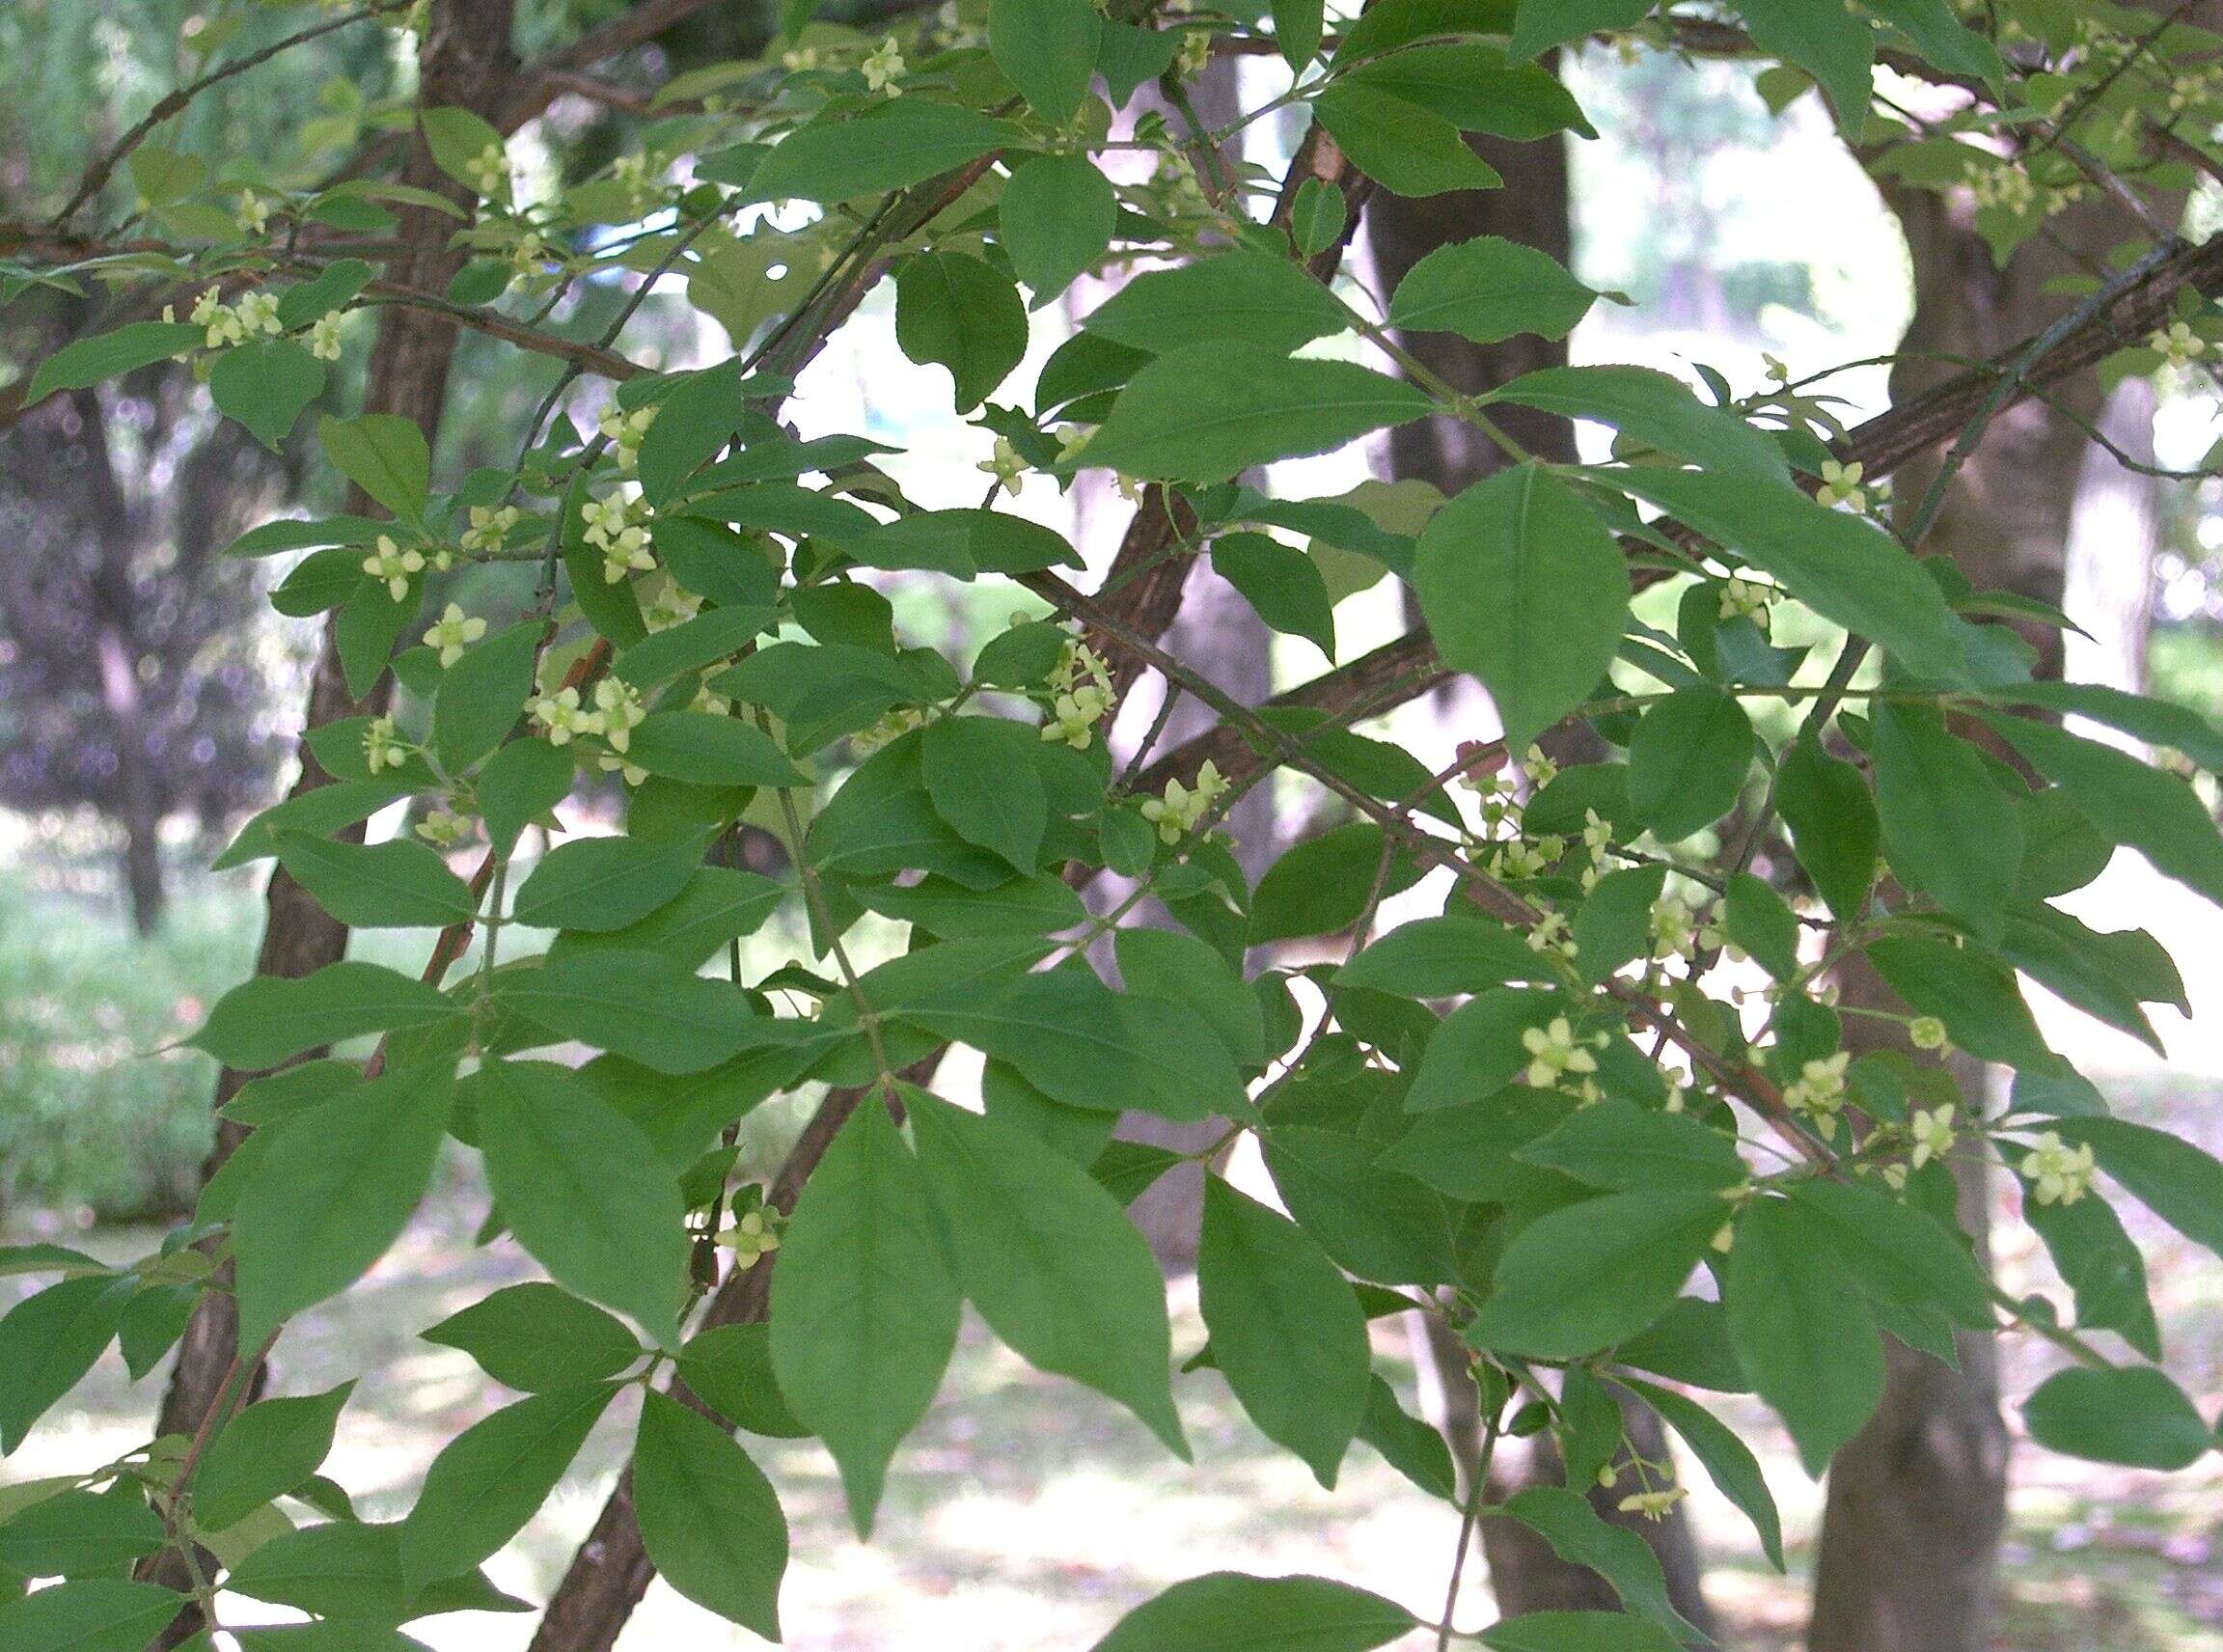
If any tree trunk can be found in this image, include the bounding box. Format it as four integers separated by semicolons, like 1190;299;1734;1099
143;0;518;1610
1807;171;2170;1650
1367;94;1715;1638
1097;52;1276;1273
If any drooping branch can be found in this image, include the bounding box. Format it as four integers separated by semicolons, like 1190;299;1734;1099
1128;225;2223;799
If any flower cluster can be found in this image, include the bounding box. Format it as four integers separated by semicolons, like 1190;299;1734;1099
424;603;487;667
362;716;411;774
1781;1050;1852;1139
1042;640;1116;749
1717;574;1775;625
461;504;521;553
363;535;427;601
582;490;656;584
862;37;905;94
2150;320;2208;369
464;141;510;199
1140;759;1229;844
720;1206;783;1268
188;287;281;350
598;402;658;471
2021;1131;2096;1205
977;436;1027;492
1521;1016;1605;1097
1817;458;1867;511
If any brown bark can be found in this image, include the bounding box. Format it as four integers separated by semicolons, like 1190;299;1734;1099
148;0;518;1497
1807;172;2172;1650
1366;106;1716;1638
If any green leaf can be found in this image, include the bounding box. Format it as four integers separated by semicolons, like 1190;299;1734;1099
26;322;199;406
1613;468;1987;689
1722;871;1799;979
510;831;704;932
2025;1191;2161;1359
0;1276;136;1453
398;1384;618;1590
1311;86;1502;197
1338;42;1596;139
214;782;409;872
909;1091;1188;1455
2005;680;2223;772
1403;989;1562;1113
751;101;1014;204
277;259;374;330
273;833;478;929
1621;1378;1784;1571
922;716;1049;871
633;1390;789;1639
1492;1486;1695;1636
0;1488;164;1575
1083;251;1351;357
1074;342;1433;484
209;340;325;451
1339;916;1549;999
478;738;574;859
1090;1572;1418;1652
895;251;1029;413
1775;736;1877;922
1871;702;2021;942
0;1580;185;1652
194;1382;353;1533
678;1324;809;1438
2053;1117;2223;1263
1387;235;1598;344
1865;934;2050;1068
224;1519;526;1619
233;1065;454;1351
318;413;430;523
420;104;507;191
469;1060;691;1341
1211;534;1336;659
548;866;788;968
1469;1191;1726;1359
1481;1612;1682;1652
771;1097;958;1532
1983;713;2223;910
637;362;749;509
1000;154;1117;305
1518;1100;1748;1194
1264;1126;1462;1285
900;966;1243;1121
1507;0;1653;60
1627;686;1754;841
1724;1197;1884;1474
1113;926;1266;1068
1495;365;1786;482
1735;0;1874;129
2022;1364;2211;1471
1251;823;1407;943
1356;1375;1456;1500
1413;464;1630;757
432;620;539;771
1788;1177;1994;1326
193;961;460;1071
1274;0;1326;67
1197;1177;1371;1488
990;0;1103;124
424;1282;643;1392
1288;178;1348;258
624;712;810;788
496;950;785;1074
